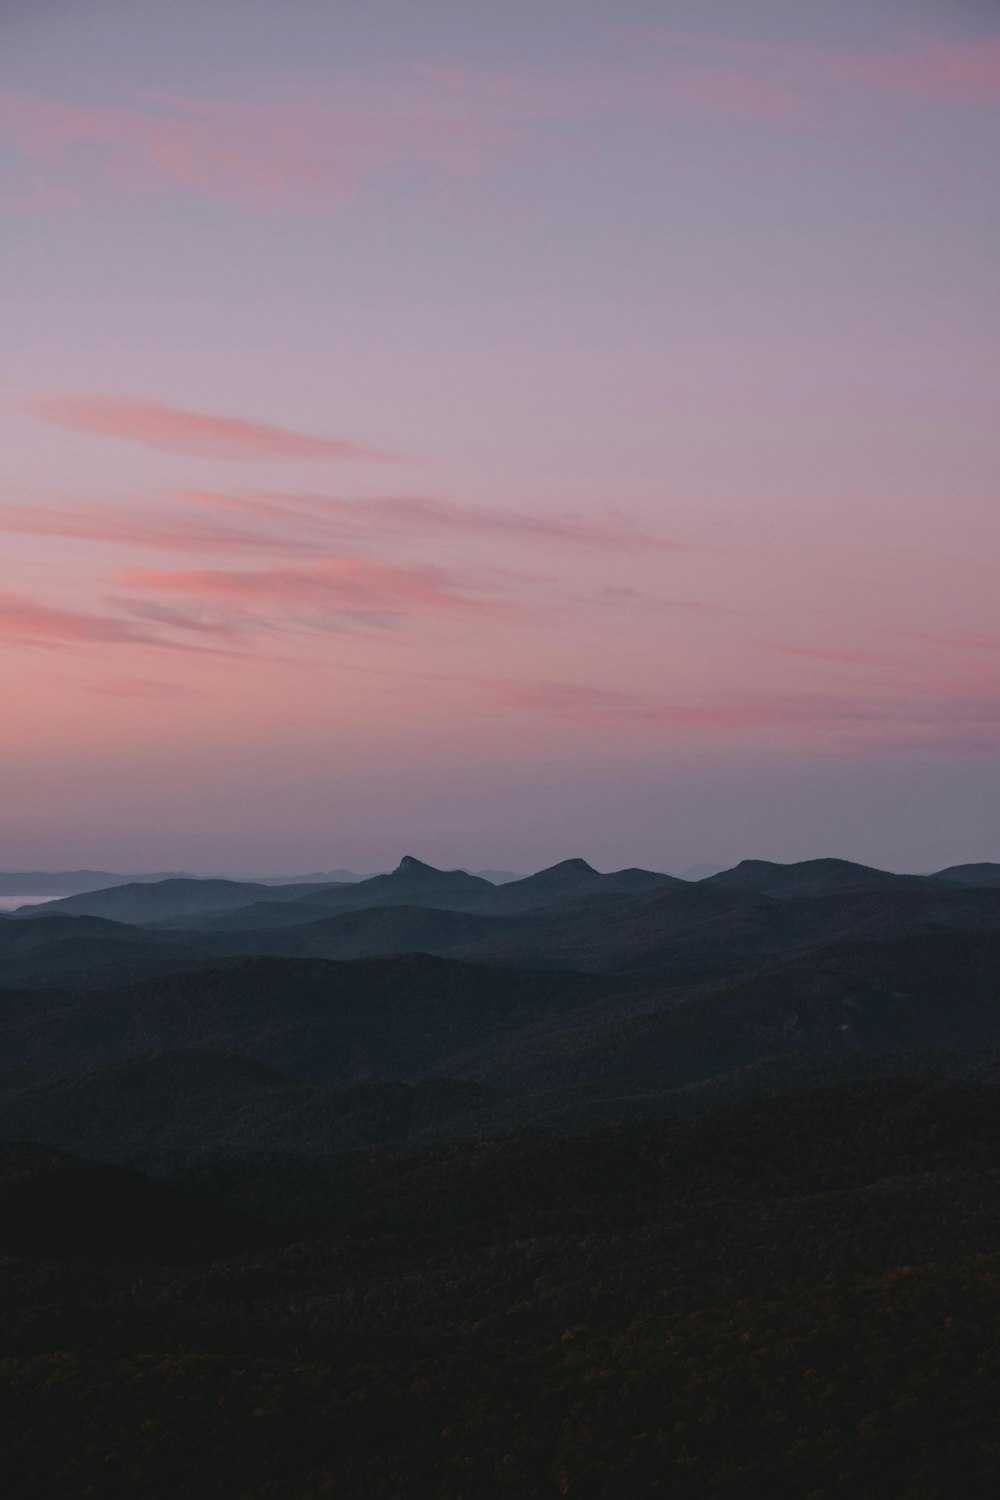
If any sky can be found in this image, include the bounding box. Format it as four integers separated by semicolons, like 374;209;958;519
1;0;998;875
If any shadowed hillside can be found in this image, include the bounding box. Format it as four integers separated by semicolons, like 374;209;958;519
21;877;328;924
0;953;613;1085
0;1051;500;1168
0;1141;251;1259
4;847;1000;1499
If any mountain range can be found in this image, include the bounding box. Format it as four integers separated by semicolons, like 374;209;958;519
0;862;524;901
4;846;1000;1497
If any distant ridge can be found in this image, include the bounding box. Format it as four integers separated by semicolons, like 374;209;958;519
0;869;194;898
700;857;929;899
490;858;681;913
933;863;1000;888
11;855;997;944
16;877;330;924
279;858;500;917
12;856;672;927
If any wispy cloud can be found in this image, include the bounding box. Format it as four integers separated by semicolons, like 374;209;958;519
107;597;241;637
2;33;995;213
0;592;241;656
493;678;806;731
486;673;1000;752
0;489;693;638
0;592;154;648
0;81;519;212
836;36;1000;105
24;396;402;463
184;489;687;553
595;585;734;613
0;487;683;559
0;499;310;555
636;31;1000;111
119;555;524;623
761;643;894;666
904;632;1000;653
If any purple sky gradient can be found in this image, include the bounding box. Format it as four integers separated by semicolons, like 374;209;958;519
1;0;998;873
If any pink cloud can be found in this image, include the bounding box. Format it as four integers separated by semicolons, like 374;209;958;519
639;31;1000;111
118;556;522;622
0;592;243;656
840;37;1000;105
106;598;241;638
905;633;1000;653
24;396;402;463
0;487;683;566
0;82;518;212
595;586;734;613
0;592;153;648
486;674;1000;752
493;679;805;731
3;34;995;215
407;51;802;125
321;494;682;550
0;499;315;555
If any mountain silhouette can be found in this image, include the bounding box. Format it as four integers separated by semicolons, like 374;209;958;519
489;858;680;912
5;843;1000;1500
933;862;1000;887
20;877;329;924
699;856;928;898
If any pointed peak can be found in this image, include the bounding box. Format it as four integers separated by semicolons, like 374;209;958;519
520;858;598;882
394;856;439;876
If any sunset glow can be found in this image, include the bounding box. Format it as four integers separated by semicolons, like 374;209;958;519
2;0;998;872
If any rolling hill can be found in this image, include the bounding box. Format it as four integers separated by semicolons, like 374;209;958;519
0;1140;251;1259
0;1050;499;1169
4;844;1000;1500
0;953;613;1085
0;914;213;989
19;877;330;924
933;862;1000;887
454;929;1000;1093
698;856;932;898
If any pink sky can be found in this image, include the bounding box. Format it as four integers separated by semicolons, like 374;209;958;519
1;1;998;873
